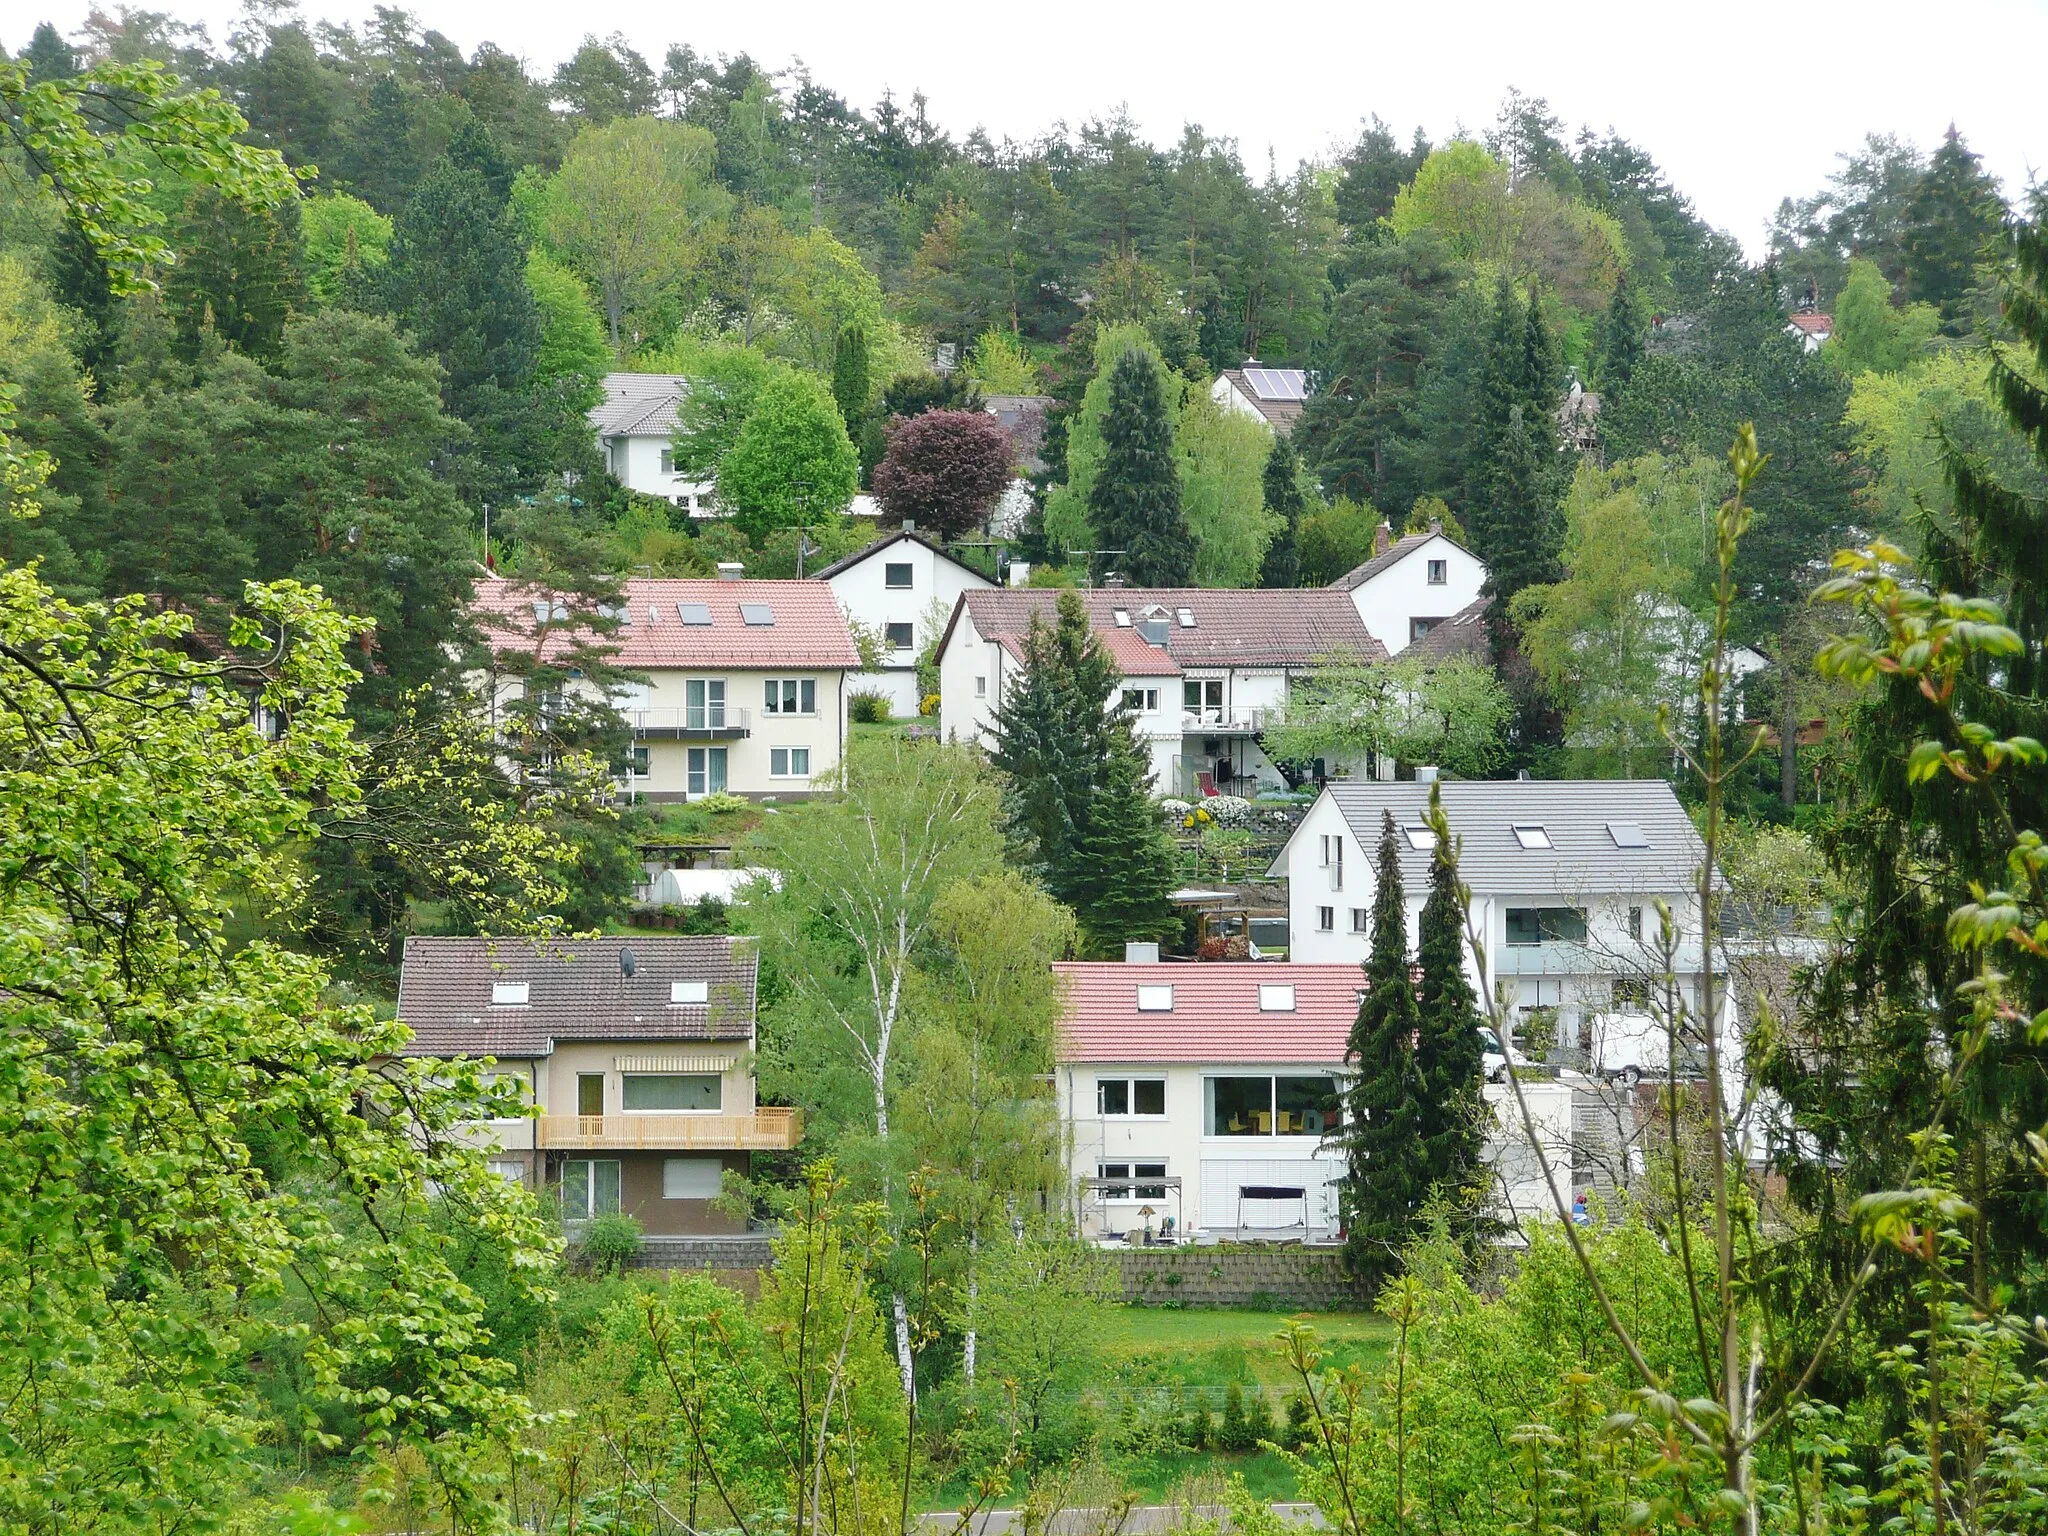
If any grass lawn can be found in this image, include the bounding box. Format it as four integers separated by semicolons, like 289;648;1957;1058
1102;1305;1394;1390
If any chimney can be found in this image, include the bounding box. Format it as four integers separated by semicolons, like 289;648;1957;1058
1008;560;1032;588
1415;765;1439;784
1373;521;1393;557
1124;942;1159;964
901;518;915;532
716;561;745;581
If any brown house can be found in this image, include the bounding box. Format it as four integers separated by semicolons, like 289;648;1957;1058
394;935;798;1235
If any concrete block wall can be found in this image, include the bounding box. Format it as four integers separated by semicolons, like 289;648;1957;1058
1116;1247;1363;1310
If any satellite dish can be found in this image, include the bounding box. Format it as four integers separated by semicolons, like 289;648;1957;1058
619;948;637;977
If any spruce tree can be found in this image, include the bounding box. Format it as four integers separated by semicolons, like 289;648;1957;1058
1414;822;1486;1210
1089;347;1193;586
1258;431;1304;588
1594;271;1647;397
1340;811;1427;1289
831;323;872;434
1900;127;2008;330
1068;731;1179;954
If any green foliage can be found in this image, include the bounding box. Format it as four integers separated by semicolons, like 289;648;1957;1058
1177;385;1276;586
1414;813;1486;1217
1263;651;1510;779
1470;279;1565;619
1297;497;1382;586
1340;812;1427;1287
831;320;872;429
162;185;303;358
1258;432;1306;588
1091;345;1193;586
968;1232;1117;1462
526;248;611;403
301;192;392;305
848;688;893;723
968;326;1040;394
715;366;860;542
1900;128;2009;329
575;1211;644;1275
1069;741;1181;954
1825;257;1940;377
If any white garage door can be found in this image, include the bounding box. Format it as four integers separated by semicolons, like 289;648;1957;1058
1199;1157;1344;1231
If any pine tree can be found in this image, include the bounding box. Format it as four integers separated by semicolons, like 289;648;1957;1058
1340;811;1427;1289
163;187;304;360
1068;732;1179;954
1089;347;1192;586
1414;822;1486;1211
1258;431;1304;588
1594;271;1647;397
22;21;79;81
831;323;871;434
1900;127;2008;330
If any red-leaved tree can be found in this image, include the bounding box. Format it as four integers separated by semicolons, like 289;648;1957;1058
871;409;1017;538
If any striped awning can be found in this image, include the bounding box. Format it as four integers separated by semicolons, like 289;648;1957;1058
615;1053;737;1073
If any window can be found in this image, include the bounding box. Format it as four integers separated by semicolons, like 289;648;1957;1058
1136;984;1174;1012
578;1073;604;1117
1607;822;1650;848
619;745;650;776
764;678;817;715
1097;1077;1166;1116
885;622;914;651
1207;1076;1340;1137
1207;1076;1273;1136
686;746;727;795
1613;978;1652;1009
1318;905;1335;932
1350;907;1369;933
770;747;812;777
1320;834;1344;890
686;678;725;729
1427;558;1448;585
1512;823;1553;850
1112;609;1132;627
663;1157;724;1199
975;676;987;698
1403;825;1433;851
1410;616;1442;642
679;602;712;626
670;980;709;1004
1137;616;1170;644
487;1159;527;1183
1504;907;1588;946
1121;687;1159;712
659;448;675;474
560;1159;622;1220
1628;905;1644;941
1176;607;1197;628
1098;1161;1169;1200
1183;678;1223;718
1276;1076;1343;1135
740;603;775;626
884;562;913;589
1258;984;1296;1012
491;981;529;1006
622;1074;722;1112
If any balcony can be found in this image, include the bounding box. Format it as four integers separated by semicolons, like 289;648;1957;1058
1180;708;1269;736
1496;941;1715;979
536;1107;802;1151
625;706;752;741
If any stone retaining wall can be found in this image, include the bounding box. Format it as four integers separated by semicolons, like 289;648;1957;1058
1115;1247;1362;1310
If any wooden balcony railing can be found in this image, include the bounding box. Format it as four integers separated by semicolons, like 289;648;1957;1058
536;1107;802;1151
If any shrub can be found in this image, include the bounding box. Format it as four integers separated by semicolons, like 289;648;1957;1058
575;1211;642;1276
920;692;940;716
1205;794;1254;829
1283;1389;1313;1451
1218;1380;1252;1451
1158;797;1193;824
848;690;892;724
1185;1398;1214;1450
697;791;751;816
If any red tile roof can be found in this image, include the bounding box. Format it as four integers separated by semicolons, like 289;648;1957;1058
1054;962;1360;1064
474;576;860;670
1787;312;1833;336
950;588;1384;675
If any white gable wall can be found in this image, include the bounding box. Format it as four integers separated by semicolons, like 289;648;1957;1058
827;539;992;718
1346;535;1486;654
605;433;714;515
1209;374;1273;431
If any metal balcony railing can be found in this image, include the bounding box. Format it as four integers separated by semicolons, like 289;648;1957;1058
623;706;753;738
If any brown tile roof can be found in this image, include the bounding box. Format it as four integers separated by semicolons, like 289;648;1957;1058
949;588;1385;674
1217;369;1306;436
1329;528;1476;592
1786;312;1833;336
1408;596;1492;661
395;936;758;1058
473;576;860;670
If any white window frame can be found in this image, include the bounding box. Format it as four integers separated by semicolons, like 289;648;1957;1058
1350;907;1368;934
560;1158;622;1220
686;678;726;730
975;676;987;697
686;746;728;795
1135;984;1174;1013
770;746;813;778
670;979;709;1004
1096;1076;1167;1117
764;678;817;716
1258;984;1296;1012
1512;823;1553;850
1320;834;1344;889
1426;558;1447;585
885;621;915;652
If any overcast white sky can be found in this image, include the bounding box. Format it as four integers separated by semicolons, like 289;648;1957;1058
24;0;2048;252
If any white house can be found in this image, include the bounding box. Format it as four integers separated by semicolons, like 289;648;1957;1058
472;574;860;803
1273;779;1729;1082
1057;958;1576;1243
1329;524;1488;655
1210;363;1308;436
813;529;994;717
591;373;715;516
1786;311;1833;353
936;587;1388;795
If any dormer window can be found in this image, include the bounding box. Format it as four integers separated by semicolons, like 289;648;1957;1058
1512;824;1553;850
670;980;709;1004
1136;984;1174;1012
1258;984;1296;1012
491;982;530;1006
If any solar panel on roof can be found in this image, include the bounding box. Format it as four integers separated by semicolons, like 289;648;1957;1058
1244;367;1307;402
679;602;712;626
740;603;775;627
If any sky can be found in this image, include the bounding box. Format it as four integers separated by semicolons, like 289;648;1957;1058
25;0;2048;253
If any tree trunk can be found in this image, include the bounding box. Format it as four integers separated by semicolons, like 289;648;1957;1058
962;1236;979;1386
892;1292;915;1401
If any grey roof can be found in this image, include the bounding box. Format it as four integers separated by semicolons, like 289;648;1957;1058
395;936;757;1058
590;372;690;439
983;395;1052;472
1282;779;1709;895
1409;596;1491;661
810;528;996;586
1329;528;1475;593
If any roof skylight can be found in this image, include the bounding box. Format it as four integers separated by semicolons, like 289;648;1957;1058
1403;826;1434;851
490;981;530;1006
1512;824;1553;850
1113;609;1131;627
679;602;712;625
740;603;775;627
1606;822;1649;848
1176;608;1197;627
1258;984;1296;1012
1136;984;1174;1012
670;980;709;1004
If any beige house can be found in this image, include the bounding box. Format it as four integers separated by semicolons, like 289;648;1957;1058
394;935;799;1236
473;575;861;802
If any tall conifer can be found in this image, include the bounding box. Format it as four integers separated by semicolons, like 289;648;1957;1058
1089;347;1193;586
1258;432;1304;588
1414;817;1486;1210
1339;811;1427;1288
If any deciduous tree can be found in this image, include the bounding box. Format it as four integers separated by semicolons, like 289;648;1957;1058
872;408;1016;538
